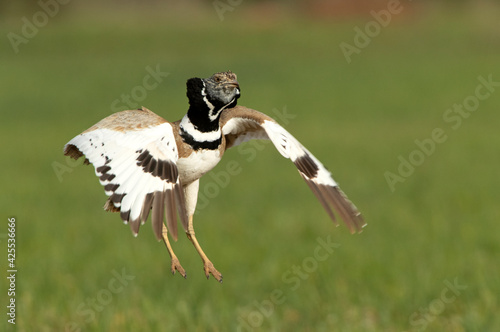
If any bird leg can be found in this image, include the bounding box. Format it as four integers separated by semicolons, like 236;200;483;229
186;215;223;282
162;223;186;278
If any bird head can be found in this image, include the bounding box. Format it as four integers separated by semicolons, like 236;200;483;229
186;71;240;112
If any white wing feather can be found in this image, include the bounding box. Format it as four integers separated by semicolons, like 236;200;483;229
64;121;187;240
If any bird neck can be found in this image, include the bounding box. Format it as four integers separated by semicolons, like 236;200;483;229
181;77;237;150
179;108;222;151
184;78;226;133
185;104;221;133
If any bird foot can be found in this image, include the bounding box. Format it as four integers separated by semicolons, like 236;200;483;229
204;260;223;283
171;257;187;278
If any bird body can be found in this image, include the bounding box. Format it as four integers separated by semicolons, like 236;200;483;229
176;144;222;185
64;71;364;282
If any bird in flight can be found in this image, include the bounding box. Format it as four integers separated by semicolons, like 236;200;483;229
64;71;364;282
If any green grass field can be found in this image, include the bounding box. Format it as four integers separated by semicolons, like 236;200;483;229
2;3;500;331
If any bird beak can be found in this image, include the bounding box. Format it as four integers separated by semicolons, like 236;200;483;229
225;80;239;89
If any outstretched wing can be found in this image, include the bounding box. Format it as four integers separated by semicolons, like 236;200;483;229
63;107;188;241
221;106;365;233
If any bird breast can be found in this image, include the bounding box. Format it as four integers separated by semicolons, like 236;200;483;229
177;149;223;185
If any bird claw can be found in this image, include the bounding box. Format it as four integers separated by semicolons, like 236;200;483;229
204;261;223;283
171;257;187;279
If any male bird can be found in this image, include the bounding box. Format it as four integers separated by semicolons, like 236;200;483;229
64;71;365;282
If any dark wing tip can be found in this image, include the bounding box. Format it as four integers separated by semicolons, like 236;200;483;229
151;191;166;241
63;144;83;160
299;172;365;234
129;219;141;237
174;183;189;233
103;198;120;213
165;189;178;241
328;186;365;234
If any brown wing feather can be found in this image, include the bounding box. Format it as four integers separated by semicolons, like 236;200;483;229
82;106;167;133
220;106;274;150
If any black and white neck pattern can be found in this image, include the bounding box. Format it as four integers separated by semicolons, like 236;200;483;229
179;115;222;150
180;79;238;150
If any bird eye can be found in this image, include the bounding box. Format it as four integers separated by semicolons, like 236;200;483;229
214;76;221;83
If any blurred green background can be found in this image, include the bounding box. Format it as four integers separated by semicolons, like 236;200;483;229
1;0;500;331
